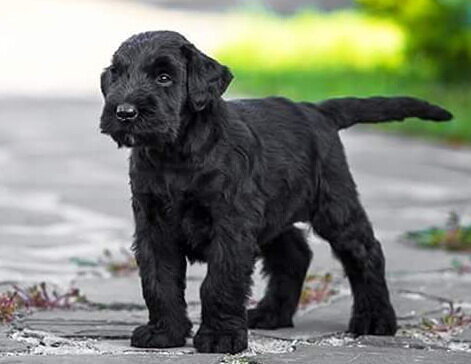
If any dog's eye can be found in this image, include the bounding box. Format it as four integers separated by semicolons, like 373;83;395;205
156;73;172;86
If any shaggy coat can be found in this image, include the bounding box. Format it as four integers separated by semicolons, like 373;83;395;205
99;31;453;354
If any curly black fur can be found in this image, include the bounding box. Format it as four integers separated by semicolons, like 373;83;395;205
99;31;453;354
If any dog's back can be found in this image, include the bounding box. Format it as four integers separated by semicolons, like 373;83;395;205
230;95;452;135
228;96;337;159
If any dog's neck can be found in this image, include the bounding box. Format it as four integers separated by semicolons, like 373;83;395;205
139;98;228;168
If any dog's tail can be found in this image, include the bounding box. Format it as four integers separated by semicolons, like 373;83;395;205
317;96;453;130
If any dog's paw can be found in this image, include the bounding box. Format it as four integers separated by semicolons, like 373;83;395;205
193;326;248;354
348;304;397;336
131;324;186;348
248;307;293;330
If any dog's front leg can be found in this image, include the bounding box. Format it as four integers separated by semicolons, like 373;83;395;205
130;196;191;349
193;224;256;354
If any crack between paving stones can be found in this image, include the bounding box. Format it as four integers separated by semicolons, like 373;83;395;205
397;289;454;305
397;308;445;321
16;320;143;326
387;268;455;278
308;332;447;352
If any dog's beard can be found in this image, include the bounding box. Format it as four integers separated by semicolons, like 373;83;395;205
106;126;179;148
113;132;136;148
100;107;181;148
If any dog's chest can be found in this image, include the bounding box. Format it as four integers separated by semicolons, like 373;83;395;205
130;166;224;260
130;164;223;201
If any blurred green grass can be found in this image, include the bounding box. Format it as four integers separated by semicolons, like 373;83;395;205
218;10;471;144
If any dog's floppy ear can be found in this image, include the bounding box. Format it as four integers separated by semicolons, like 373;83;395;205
100;68;112;97
182;44;233;112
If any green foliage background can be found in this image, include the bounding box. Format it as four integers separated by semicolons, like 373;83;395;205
216;2;471;144
358;0;471;82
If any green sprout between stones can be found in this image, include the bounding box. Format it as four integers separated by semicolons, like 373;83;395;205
405;212;471;251
0;282;86;324
70;248;138;276
299;273;336;307
400;303;471;342
248;272;337;310
0;291;18;324
451;257;471;274
420;303;471;335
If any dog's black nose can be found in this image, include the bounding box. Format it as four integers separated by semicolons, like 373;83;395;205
116;103;138;121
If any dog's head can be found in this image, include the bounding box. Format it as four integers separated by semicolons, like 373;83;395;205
99;31;233;148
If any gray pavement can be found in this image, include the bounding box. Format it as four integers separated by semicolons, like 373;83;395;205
0;96;470;362
254;344;471;364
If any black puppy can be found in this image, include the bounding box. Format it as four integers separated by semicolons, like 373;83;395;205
99;31;452;354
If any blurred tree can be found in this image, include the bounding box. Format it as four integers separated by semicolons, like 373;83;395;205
357;0;471;82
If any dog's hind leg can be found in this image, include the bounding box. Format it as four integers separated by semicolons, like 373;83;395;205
311;156;397;336
248;226;312;329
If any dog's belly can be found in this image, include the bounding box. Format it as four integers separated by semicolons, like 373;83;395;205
258;211;311;245
179;198;312;261
258;189;313;244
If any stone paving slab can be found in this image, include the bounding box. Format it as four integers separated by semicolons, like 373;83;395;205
389;273;471;304
253;288;445;341
6;279;469;360
348;335;446;350
96;339;198;354
0;328;28;354
75;277;144;307
391;289;445;322
253;298;350;341
0;354;222;364
14;310;146;339
253;344;471;364
75;268;207;307
13;275;455;342
458;328;471;342
14;307;203;341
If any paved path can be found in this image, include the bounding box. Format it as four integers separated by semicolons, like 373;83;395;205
0;97;470;363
